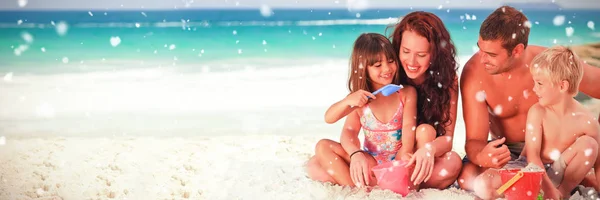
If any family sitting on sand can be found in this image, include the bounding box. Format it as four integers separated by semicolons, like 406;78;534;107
305;5;600;200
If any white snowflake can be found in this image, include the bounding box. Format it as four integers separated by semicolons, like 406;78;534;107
262;40;267;45
549;149;561;161
55;21;69;36
260;5;273;17
425;143;432;150
18;0;27;7
585;149;593;157
62;57;69;64
532;137;536;142
553;15;565;26
135;23;140;28
524;21;532;28
439;169;448;177
588;21;595;30
475;90;486;102
523;90;530;99
412;126;416;131
508;96;513;101
169;44;176;50
346;0;369;12
393;160;401;166
0;136;5;146
110;36;121;47
565;27;574;37
21;32;33;44
238;49;242;54
494;105;503;115
512;33;516;39
437;82;442;88
586;161;590;165
527;191;532;196
327;169;335;175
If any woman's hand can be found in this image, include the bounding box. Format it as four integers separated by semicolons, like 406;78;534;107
349;152;371;187
343;90;376;108
405;146;435;185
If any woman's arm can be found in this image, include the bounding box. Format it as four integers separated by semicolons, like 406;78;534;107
430;78;459;157
397;86;418;159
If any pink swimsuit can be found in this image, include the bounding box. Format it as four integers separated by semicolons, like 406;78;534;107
359;94;404;164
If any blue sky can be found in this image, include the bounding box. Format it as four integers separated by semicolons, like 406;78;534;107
1;0;599;10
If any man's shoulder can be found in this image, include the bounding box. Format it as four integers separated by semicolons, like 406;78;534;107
527;45;547;56
460;54;484;86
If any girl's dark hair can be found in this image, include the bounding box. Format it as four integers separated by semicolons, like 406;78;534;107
348;33;403;93
389;11;458;136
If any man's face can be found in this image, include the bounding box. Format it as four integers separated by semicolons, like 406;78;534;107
477;37;514;75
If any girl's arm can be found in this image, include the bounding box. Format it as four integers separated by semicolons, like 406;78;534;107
340;110;363;155
430;78;459;157
325;90;376;124
397;86;418;159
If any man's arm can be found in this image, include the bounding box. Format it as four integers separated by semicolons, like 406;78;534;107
460;61;491;166
579;62;600;99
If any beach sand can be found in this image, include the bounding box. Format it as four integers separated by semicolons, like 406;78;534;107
0;136;478;200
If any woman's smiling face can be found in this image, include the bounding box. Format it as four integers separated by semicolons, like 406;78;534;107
399;30;431;84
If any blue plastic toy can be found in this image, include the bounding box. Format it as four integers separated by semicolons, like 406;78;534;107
372;84;403;97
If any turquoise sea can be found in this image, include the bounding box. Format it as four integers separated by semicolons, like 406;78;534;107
0;8;598;137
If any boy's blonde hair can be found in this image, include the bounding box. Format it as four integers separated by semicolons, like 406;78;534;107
530;45;583;95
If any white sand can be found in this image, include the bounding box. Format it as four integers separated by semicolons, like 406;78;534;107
0;135;478;200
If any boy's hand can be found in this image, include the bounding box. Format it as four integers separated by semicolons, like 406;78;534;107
344;90;376;108
476;137;511;168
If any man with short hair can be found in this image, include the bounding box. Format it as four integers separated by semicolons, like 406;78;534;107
457;5;600;199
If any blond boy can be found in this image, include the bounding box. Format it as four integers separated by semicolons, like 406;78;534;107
525;46;600;199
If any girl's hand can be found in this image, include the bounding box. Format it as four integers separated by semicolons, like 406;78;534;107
399;153;412;162
344;90;376;108
349;152;371;187
405;146;434;185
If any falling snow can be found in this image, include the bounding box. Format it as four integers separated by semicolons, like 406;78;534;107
512;33;516;39
588;21;595;30
508;96;513;101
347;0;369;12
524;21;532;28
260;5;273;17
169;44;176;50
55;21;69;36
549;149;561;161
327;169;335;175
523;90;530;99
21;32;33;44
62;57;69;64
110;36;121;47
585;149;593;157
437;82;442;88
475;90;486;102
3;72;13;82
412;126;416;131
566;27;574;37
532;137;536;142
553;15;565;26
494;105;503;115
18;0;27;7
439;169;448;177
527;191;532;196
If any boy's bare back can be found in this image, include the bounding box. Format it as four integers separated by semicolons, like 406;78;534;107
532;99;600;164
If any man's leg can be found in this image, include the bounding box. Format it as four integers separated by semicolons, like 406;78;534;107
457;159;485;191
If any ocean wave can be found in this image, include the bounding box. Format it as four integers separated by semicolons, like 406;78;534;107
0;18;399;29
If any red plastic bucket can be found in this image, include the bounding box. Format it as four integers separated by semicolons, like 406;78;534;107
499;169;544;200
371;160;410;196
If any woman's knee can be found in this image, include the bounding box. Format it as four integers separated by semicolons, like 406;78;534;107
415;124;436;147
